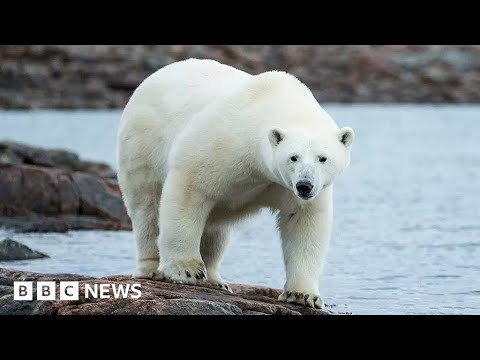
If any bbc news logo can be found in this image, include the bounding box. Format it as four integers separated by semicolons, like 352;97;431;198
14;281;142;300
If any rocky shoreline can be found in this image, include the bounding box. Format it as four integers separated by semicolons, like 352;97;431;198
0;141;131;232
1;45;480;108
0;268;335;315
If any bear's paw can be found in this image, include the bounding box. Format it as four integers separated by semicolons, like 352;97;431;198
204;280;233;293
154;259;207;285
278;290;324;309
132;259;160;279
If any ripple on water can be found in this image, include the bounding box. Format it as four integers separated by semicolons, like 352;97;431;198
1;105;480;314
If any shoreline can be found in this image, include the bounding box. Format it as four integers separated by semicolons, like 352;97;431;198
2;45;480;109
0;267;337;315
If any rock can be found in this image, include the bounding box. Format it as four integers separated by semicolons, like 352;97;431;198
421;65;457;84
0;141;131;232
0;268;335;315
72;172;130;224
0;215;130;233
0;141;113;177
0;239;48;261
1;45;480;108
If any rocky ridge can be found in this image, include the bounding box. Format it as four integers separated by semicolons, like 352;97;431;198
1;45;479;108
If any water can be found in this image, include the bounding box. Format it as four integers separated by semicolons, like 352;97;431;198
1;105;479;314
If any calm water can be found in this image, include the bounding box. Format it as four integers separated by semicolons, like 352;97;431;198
1;105;479;314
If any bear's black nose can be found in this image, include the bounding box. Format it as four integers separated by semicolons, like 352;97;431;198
296;181;314;195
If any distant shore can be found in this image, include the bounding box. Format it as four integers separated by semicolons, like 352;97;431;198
1;45;479;109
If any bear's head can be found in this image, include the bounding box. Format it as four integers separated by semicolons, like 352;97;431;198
268;124;354;201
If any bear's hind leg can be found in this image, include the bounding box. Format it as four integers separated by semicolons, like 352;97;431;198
154;169;214;286
201;226;232;293
121;168;161;279
131;203;160;279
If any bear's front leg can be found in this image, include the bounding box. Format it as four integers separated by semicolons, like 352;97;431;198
154;169;214;286
277;191;333;309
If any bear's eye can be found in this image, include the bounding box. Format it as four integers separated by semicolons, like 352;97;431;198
319;157;327;163
290;156;298;162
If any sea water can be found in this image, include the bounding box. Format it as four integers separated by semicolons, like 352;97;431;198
1;105;479;314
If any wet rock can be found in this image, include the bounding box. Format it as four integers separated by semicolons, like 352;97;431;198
0;268;336;315
0;239;48;261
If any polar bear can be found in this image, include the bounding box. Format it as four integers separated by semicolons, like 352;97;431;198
117;58;354;309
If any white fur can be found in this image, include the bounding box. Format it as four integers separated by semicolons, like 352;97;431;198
117;59;354;308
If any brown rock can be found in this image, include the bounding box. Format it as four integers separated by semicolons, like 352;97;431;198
57;173;81;214
2;45;480;108
0;268;335;315
0;141;131;232
21;166;61;215
0;141;113;176
72;172;130;224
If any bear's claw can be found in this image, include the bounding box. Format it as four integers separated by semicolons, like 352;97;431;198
278;290;324;309
204;281;233;293
154;259;207;286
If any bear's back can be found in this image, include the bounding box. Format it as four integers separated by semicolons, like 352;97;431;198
124;58;252;122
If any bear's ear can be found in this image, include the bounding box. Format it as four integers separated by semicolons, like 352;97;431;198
268;126;286;146
338;127;355;149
